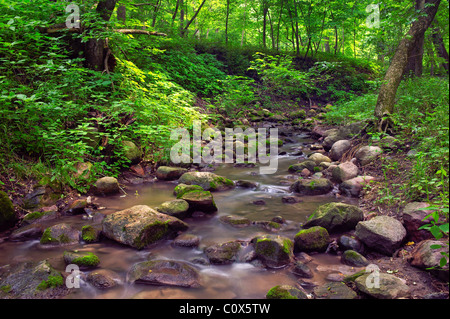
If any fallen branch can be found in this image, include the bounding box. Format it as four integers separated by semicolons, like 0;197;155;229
38;25;166;37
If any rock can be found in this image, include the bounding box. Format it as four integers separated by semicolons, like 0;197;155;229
219;215;252;228
339;176;375;197
156;199;190;220
122;140;141;164
180;190;218;214
63;251;100;269
290;178;333;195
376;135;401;151
294;226;330;253
9;224;44;241
355;273;410;299
266;285;308;299
272;216;286;224
252;199;266;205
74;161;93;179
204;241;243;265
326;273;346;282
40;223;80;246
173;184;204;198
341;250;369;267
329;140;351;161
178;172;234;191
401;202;435;242
87;269;121;289
0;260;68;299
308;153;332;165
81;225;102;243
355;146;383;166
128;260;200;288
22;187;46;210
288;160;317;173
101;205;189;249
235;180;259;189
300;168;312;177
0;191;18;230
313;282;358;299
22;207;58;225
173;233;200;248
338;234;365;254
304;202;364;233
93;177;120;195
355;216;407;256
323;122;364;151
332;162;359;183
409;240;449;281
67;199;87;215
290;261;314;278
156;166;188;181
282;196;299;204
252;234;294;268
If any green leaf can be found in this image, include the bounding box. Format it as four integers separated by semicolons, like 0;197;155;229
430;244;443;250
439;223;449;233
439;257;448;268
430;225;443;239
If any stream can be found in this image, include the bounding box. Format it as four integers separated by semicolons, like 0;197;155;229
0;130;361;299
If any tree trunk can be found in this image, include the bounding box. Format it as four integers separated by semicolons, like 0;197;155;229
262;1;269;49
225;0;230;45
374;0;440;120
431;20;449;73
182;0;207;37
403;0;426;77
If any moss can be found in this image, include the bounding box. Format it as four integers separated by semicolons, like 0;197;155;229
266;286;298;299
40;228;58;244
81;225;98;243
72;253;100;268
174;184;204;198
282;238;294;254
23;211;45;222
134;220;170;249
0;285;11;293
36;275;64;291
0;190;17;229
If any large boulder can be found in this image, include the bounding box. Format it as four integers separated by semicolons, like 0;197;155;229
409;240;449;281
339;176;375;197
128;260;200;288
101;205;189;249
0;191;18;231
332;162;359;183
323;122;365;151
0;260;69;299
355;146;383;166
252;234;294;268
204;241;243;265
329;140;352;161
173;184;204;198
63;251;100;270
401;202;435;242
304;202;364;233
156;166;188;181
180;190;218;214
355;216;407;256
289;178;333;195
355;273;410;299
294;226;330;253
178;172;234;191
40;223;80;246
93;177;120;195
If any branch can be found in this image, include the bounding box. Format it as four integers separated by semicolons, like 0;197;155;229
113;29;167;36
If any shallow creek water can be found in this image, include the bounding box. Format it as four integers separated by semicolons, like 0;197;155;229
0;131;360;299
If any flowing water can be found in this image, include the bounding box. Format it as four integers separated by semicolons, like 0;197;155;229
0;130;360;299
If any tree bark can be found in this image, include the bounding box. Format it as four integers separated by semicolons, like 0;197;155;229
374;0;440;120
431;20;449;73
262;0;269;49
403;0;426;77
181;0;207;37
225;0;230;45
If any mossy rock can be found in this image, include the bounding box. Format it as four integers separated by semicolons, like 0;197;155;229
304;202;364;233
81;225;102;243
266;285;308;299
204;241;243;265
101;205;189;249
40;223;80;246
93;177;120;195
173;184;205;198
313;282;358;299
294;226;330;253
23;209;58;225
180;190;218;214
156;166;188;181
288;160;316;173
0;191;18;230
252;234;294;268
219;215;252;228
289;178;333;195
341;250;369;267
63;251;100;269
87;269;121;289
289;110;307;119
178;172;234;192
122;140;141;164
156;199;190;220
